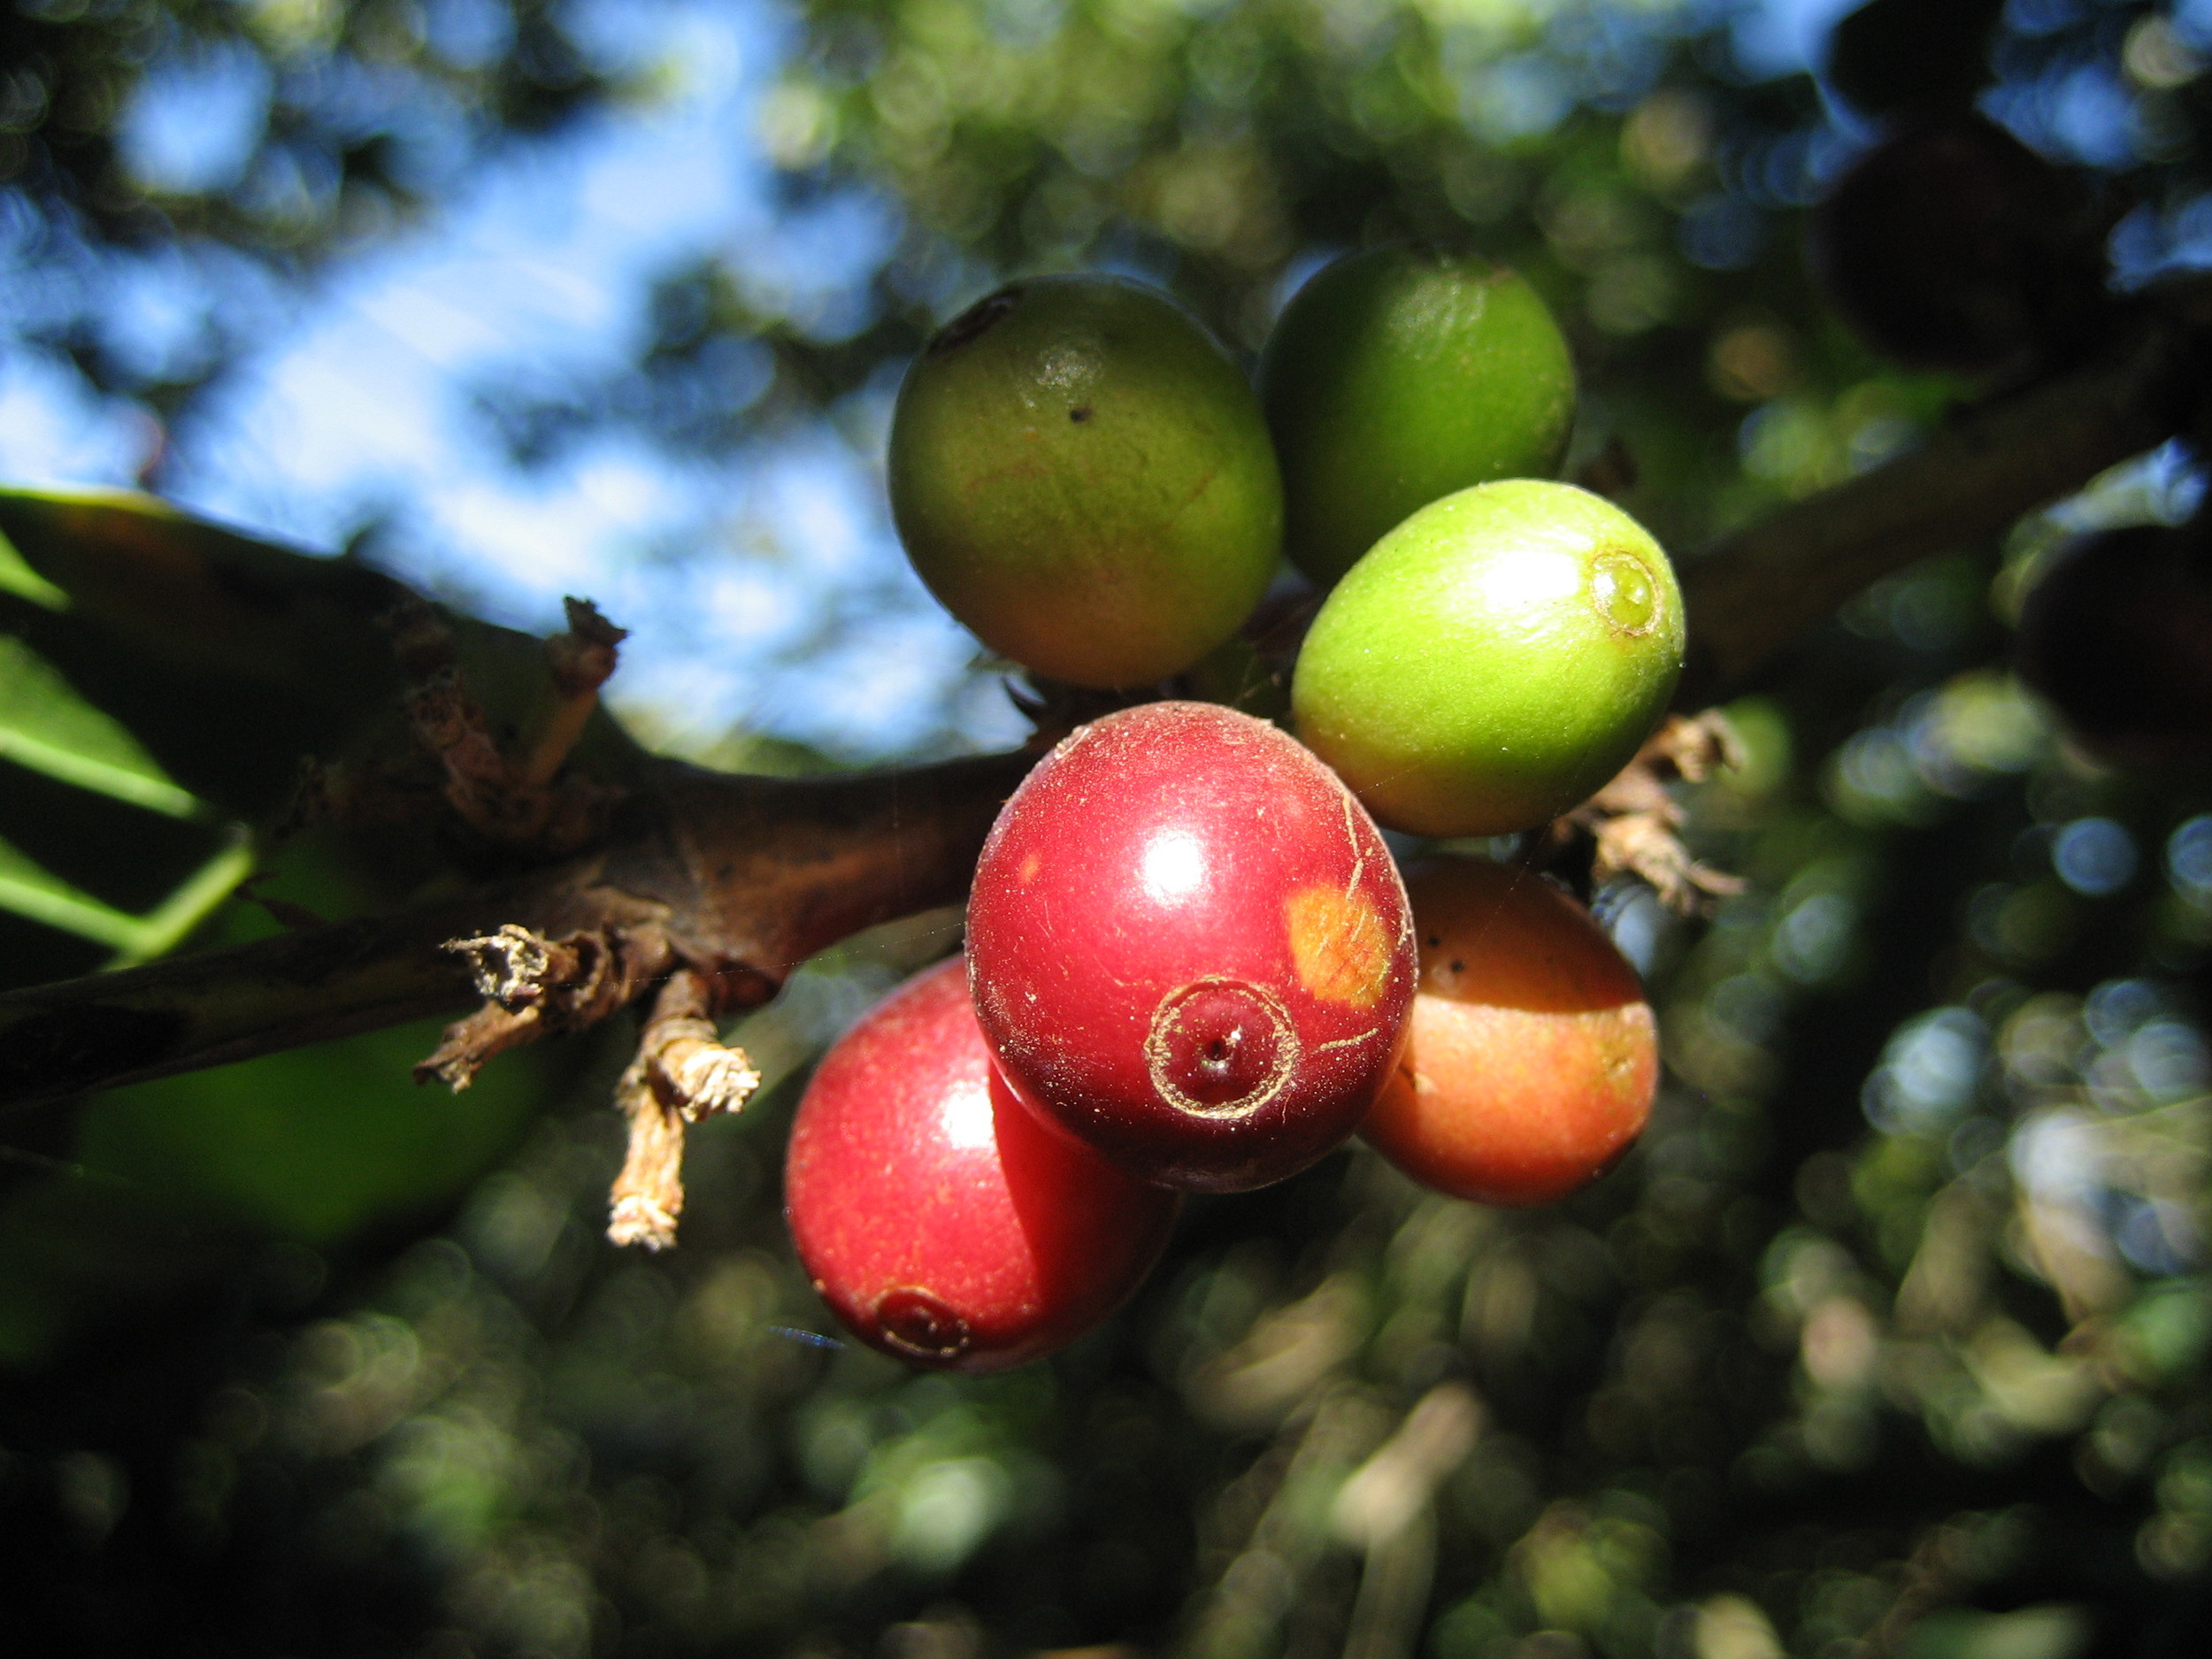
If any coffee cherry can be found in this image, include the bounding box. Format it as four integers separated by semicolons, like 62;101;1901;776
785;958;1179;1371
2016;522;2212;769
887;275;1282;689
1290;480;1683;838
967;701;1416;1194
1257;243;1576;588
1363;858;1656;1206
1824;0;2002;120
1807;111;2112;376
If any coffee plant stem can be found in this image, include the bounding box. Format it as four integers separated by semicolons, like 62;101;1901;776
0;750;1029;1109
1678;276;2212;701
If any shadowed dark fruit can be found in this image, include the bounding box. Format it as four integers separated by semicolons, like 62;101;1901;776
1807;111;2112;376
2016;521;2212;768
1824;0;2003;119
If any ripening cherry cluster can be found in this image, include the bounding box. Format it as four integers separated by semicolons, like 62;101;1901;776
784;246;1683;1371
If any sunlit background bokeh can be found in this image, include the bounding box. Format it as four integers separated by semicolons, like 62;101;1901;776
8;2;2212;1655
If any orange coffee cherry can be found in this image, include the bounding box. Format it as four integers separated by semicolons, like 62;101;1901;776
1363;857;1657;1206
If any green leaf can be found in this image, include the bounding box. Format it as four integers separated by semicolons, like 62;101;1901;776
0;485;652;805
0;826;254;960
0;634;206;818
107;831;258;968
0;522;69;611
0;833;142;950
0;486;400;710
74;1011;555;1244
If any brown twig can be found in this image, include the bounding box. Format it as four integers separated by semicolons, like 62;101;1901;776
414;922;672;1090
387;597;622;856
607;1062;690;1252
605;968;762;1249
404;664;527;836
1536;712;1748;914
524;597;628;787
0;749;1031;1110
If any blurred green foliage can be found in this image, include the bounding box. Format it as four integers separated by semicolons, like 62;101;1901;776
5;2;2212;1657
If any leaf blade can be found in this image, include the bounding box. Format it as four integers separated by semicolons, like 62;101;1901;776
0;634;207;818
0;834;142;949
0;523;69;611
107;831;258;968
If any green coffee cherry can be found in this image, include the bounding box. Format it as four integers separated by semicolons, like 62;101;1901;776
1258;244;1576;588
888;275;1282;689
1290;480;1683;837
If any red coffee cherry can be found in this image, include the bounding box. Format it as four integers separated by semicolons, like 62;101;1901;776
1362;857;1656;1206
785;958;1179;1371
968;701;1416;1193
